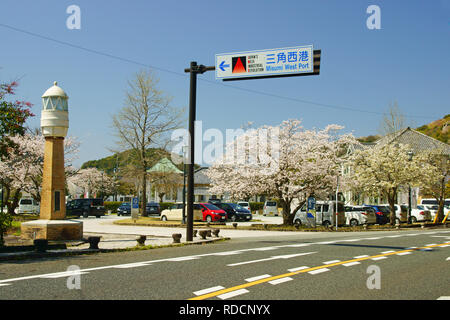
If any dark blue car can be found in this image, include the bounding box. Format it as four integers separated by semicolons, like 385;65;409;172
364;204;390;224
215;202;252;221
117;202;131;216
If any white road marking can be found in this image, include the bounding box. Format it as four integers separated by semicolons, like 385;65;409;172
41;271;89;279
193;286;225;296
212;251;241;256
227;252;316;267
252;247;278;251
381;251;396;254
217;289;249;300
316;241;336;244
323;260;341;264
342;239;361;242
268;277;293;285
245;274;272;282
354;255;370;259
439;245;450;248
0;284;11;287
396;252;412;256
165;256;199;261
308;268;330;275
386;235;402;238
405;234;419;236
437;296;450;300
285;243;312;247
446;257;450;261
371;256;387;261
113;263;151;269
364;237;381;240
288;266;309;272
342;261;361;267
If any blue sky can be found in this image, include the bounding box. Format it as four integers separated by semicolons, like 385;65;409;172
1;0;449;167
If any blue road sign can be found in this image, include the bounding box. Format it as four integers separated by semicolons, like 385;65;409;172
132;197;139;209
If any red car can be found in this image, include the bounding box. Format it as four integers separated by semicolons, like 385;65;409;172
199;203;227;222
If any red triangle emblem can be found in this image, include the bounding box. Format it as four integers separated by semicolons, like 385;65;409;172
233;57;246;73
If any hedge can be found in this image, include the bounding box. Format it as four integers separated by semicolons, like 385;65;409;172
104;201;122;213
249;202;264;212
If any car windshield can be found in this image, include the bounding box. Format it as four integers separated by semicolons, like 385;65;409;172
238;202;249;206
203;203;220;210
417;205;425;210
266;202;277;206
229;203;245;210
20;199;33;205
379;206;390;214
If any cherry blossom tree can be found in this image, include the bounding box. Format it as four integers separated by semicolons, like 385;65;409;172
0;133;80;214
67;167;116;199
345;143;431;225
418;149;449;222
207;120;356;225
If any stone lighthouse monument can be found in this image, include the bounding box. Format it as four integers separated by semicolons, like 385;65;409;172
21;82;83;240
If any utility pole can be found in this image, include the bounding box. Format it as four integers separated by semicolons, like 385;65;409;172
184;62;215;241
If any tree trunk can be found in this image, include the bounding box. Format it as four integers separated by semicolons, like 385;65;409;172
388;189;396;226
141;168;148;217
280;198;294;225
436;177;446;223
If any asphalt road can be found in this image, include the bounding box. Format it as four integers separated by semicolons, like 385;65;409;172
0;229;449;301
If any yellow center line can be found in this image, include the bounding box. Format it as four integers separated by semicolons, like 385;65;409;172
188;242;450;300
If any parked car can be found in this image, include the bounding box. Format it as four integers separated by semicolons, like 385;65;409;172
17;197;40;214
117;202;131;216
146;202;161;216
198;203;227;222
215;203;252;221
66;198;105;218
263;201;278;216
208;199;221;205
364;205;390;224
420;198;450;207
294;201;346;227
345;206;377;226
409;205;431;223
381;204;408;224
159;203;202;221
237;201;250;212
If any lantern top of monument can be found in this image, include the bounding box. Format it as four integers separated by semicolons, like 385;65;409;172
42;81;68;99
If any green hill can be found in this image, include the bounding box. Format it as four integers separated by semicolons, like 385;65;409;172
81;148;186;174
358;115;449;144
415;114;450;144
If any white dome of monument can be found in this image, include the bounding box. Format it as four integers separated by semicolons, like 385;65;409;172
42;81;68;98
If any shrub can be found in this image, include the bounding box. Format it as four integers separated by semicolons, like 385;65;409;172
160;202;174;211
104;201;122;213
249;202;264;212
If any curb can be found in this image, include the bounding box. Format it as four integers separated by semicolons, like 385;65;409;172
0;237;230;262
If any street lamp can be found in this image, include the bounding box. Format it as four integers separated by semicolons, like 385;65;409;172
407;150;414;224
182;145;188;224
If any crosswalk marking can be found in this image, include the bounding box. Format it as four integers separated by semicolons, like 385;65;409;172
308;268;330;275
342;261;361;267
287;266;309;272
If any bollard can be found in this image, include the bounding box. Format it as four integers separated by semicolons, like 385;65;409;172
193;230;198;237
232;223;238;229
34;239;48;253
136;235;146;246
206;230;212;237
172;233;182;243
88;236;101;249
212;229;220;237
363;224;368;230
199;230;208;239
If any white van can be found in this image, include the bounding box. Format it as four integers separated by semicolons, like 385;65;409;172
293;201;346;227
420;198;450;206
18;198;40;214
263;201;278;216
237;201;250;212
